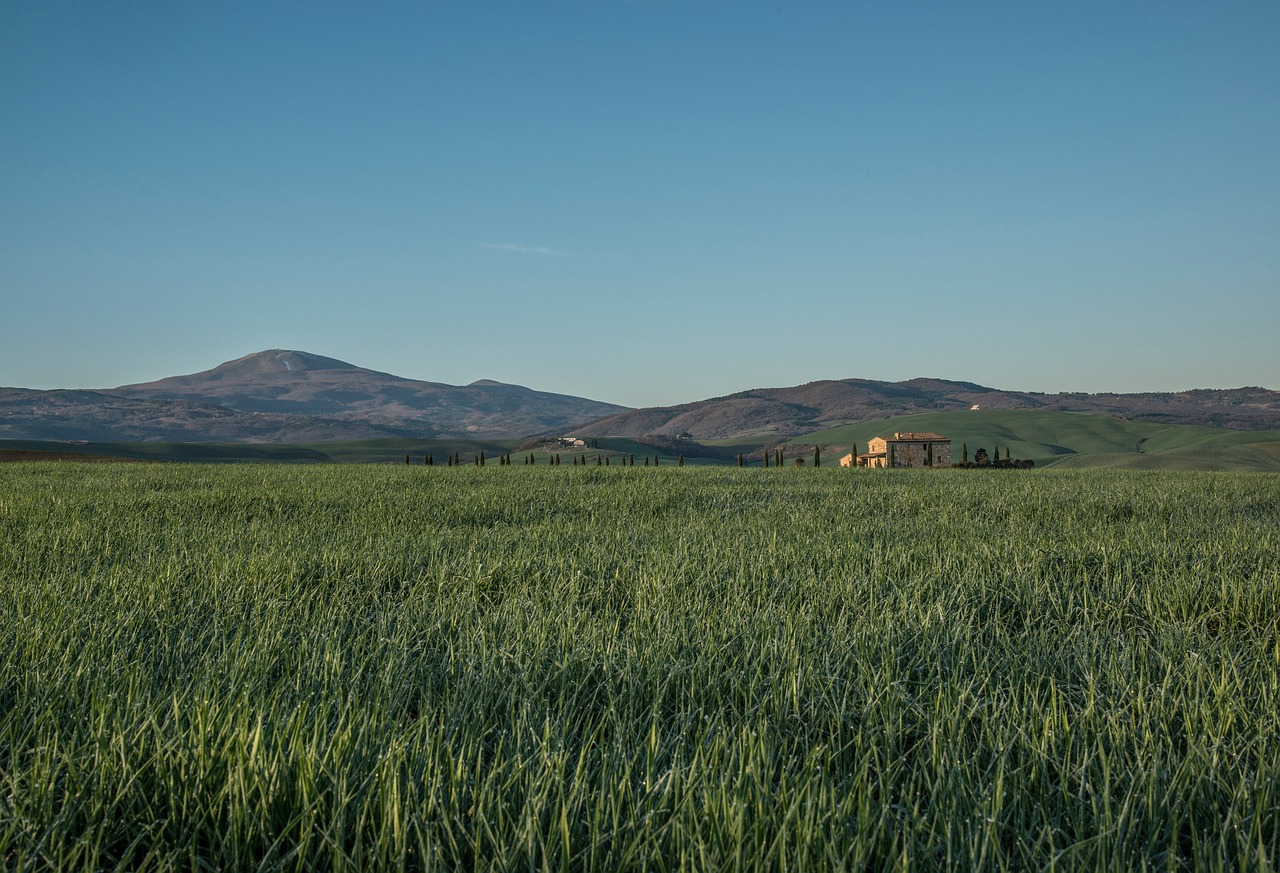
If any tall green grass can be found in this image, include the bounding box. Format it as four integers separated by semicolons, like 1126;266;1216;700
2;465;1278;870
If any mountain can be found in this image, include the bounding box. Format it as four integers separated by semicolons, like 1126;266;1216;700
0;350;628;443
5;353;1277;446
576;378;1280;439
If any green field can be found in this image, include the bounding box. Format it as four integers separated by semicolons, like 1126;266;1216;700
8;409;1280;470
3;465;1279;870
795;410;1280;471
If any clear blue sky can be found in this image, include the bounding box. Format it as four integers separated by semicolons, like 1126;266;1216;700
3;1;1277;407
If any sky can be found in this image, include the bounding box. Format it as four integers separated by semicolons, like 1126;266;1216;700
2;1;1277;408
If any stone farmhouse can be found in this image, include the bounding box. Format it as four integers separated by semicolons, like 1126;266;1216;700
841;432;951;468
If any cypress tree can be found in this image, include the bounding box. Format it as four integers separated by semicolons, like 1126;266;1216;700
764;451;769;468
962;443;968;464
405;454;410;465
678;454;684;467
738;453;744;467
605;456;610;466
597;456;602;466
1005;446;1011;460
654;455;659;466
644;456;649;467
814;445;820;467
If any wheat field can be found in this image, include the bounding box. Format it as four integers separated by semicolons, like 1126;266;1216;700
2;464;1278;870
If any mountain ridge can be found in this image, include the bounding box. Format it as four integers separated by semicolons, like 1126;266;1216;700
2;350;628;442
3;350;1277;443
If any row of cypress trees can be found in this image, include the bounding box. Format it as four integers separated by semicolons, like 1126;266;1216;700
405;446;842;468
403;452;676;466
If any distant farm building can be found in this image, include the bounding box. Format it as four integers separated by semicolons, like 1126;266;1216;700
858;432;951;468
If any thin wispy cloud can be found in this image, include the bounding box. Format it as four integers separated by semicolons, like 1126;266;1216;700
480;243;577;258
478;243;627;260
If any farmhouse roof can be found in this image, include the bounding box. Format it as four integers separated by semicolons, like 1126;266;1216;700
892;432;949;441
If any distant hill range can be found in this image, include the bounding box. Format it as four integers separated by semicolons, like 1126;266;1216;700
0;350;628;442
2;351;1277;443
578;378;1280;439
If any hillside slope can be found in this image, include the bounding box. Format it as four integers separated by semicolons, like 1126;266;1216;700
580;379;1280;439
791;410;1280;471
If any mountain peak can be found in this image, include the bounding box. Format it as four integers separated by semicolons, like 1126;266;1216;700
223;350;360;375
98;350;628;439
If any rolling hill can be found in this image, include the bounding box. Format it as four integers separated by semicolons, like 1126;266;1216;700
788;410;1280;471
5;352;1278;456
578;379;1280;439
